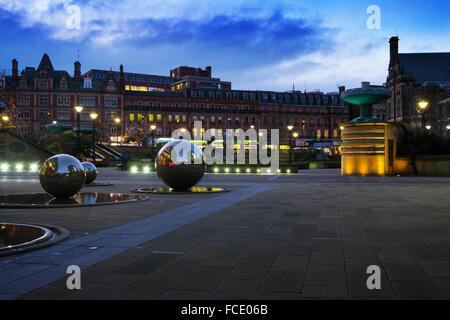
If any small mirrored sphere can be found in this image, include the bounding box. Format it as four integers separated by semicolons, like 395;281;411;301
82;161;98;184
39;154;86;198
156;140;206;190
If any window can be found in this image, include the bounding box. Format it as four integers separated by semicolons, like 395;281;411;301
57;96;70;106
105;97;117;107
149;114;154;122
130;113;135;121
333;129;338;138
324;130;329;139
182;115;186;123
157;114;162;122
39;109;50;121
39;95;49;106
80;96;95;107
18;111;30;120
80;112;90;121
175;115;180;123
39;80;48;89
168;115;173;123
57;110;70;120
138;114;144;121
317;129;321;139
18;95;30;106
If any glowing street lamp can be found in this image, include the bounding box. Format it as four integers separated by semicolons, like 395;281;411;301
90;112;98;160
287;125;294;164
417;100;429;130
150;124;157;148
114;117;121;145
1;115;9;122
74;105;84;155
425;124;432;130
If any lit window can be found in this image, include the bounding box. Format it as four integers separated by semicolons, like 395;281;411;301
130;113;134;121
149;114;154;122
157;114;161;122
168;115;172;123
138;114;144;121
317;129;321;139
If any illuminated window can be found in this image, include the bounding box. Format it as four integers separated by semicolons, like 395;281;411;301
324;130;328;139
149;114;154;122
182;115;186;123
175;115;180;123
157;114;161;122
130;113;134;121
317;129;321;139
168;115;173;123
138;114;144;121
125;85;148;92
333;129;338;138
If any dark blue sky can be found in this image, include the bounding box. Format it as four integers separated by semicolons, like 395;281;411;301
0;0;449;92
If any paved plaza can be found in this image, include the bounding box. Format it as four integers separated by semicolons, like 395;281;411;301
1;168;450;300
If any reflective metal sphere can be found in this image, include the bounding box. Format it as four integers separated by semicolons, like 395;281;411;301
82;161;98;184
156;140;206;190
39;154;86;198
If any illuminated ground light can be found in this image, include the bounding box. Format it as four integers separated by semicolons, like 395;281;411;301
286;169;291;173
15;163;24;171
131;166;138;173
257;168;261;173
224;168;230;173
277;169;281;173
214;167;219;173
235;168;240;173
1;163;9;172
246;168;251;173
143;166;150;173
29;163;39;172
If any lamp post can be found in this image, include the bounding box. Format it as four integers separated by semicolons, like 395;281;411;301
150;125;156;148
115;118;121;146
287;125;293;164
90;112;98;161
417;100;429;130
1;115;9;122
74;105;84;156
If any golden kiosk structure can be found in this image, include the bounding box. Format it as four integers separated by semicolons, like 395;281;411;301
340;86;401;176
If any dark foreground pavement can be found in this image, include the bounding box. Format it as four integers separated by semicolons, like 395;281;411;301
1;168;450;300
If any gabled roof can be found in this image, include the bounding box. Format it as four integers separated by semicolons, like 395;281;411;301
398;53;450;85
37;53;54;72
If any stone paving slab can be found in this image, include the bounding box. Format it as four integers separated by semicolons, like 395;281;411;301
1;168;450;300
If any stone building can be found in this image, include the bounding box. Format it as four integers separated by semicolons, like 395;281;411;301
386;36;450;136
2;53;354;145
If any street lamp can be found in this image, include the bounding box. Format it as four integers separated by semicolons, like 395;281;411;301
425;124;432;130
90;112;98;160
1;115;9;122
52;120;57;125
287;125;294;164
74;105;84;156
417;100;429;130
115;118;121;146
150;125;156;148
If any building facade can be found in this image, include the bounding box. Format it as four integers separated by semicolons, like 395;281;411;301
386;36;450;136
2;53;353;145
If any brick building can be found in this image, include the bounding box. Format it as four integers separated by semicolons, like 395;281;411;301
386;36;450;136
2;53;354;145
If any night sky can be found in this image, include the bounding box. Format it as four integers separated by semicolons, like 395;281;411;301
1;0;449;92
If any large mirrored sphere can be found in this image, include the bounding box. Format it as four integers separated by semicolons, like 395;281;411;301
39;154;86;198
156;140;206;190
82;161;98;184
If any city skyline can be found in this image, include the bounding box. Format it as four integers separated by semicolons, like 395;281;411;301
1;0;449;93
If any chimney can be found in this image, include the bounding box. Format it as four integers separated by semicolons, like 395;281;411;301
205;66;212;77
389;36;399;67
361;81;370;88
12;59;18;81
74;61;81;81
119;64;125;90
338;86;345;94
